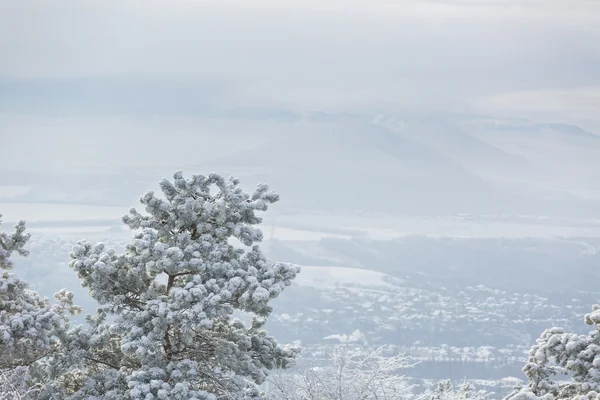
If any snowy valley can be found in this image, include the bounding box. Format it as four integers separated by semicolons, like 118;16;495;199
2;112;600;398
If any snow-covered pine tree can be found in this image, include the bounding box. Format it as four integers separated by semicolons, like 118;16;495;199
506;305;600;400
65;172;300;399
0;215;80;399
0;215;29;270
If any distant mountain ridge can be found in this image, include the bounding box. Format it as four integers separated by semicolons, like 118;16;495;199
2;111;599;216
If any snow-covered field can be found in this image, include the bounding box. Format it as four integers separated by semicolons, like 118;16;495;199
294;266;396;290
0;202;128;223
342;223;600;239
3;201;600;239
0;186;32;198
271;213;600;239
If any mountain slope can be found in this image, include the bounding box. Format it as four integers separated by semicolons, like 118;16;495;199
377;115;529;173
203;118;493;213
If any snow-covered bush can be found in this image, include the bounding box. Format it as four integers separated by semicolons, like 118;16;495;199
266;345;413;400
424;379;488;400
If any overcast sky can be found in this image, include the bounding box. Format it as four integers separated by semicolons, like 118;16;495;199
0;0;599;129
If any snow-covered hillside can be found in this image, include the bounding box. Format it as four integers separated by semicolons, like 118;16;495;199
2;111;600;216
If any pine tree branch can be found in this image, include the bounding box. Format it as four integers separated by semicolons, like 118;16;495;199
83;355;119;370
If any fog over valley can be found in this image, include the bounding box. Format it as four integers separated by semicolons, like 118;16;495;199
1;1;600;399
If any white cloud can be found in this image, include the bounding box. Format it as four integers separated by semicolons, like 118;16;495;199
1;0;597;78
0;0;599;125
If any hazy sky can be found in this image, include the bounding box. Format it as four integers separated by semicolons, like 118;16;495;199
0;0;599;128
